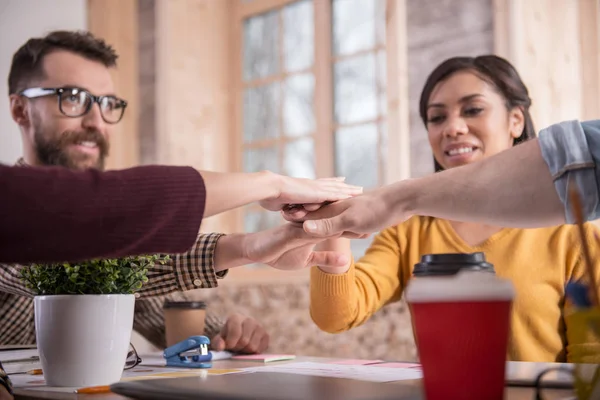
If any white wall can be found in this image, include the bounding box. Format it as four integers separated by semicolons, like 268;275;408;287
0;0;87;164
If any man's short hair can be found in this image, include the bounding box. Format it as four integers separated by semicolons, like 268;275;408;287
8;30;118;95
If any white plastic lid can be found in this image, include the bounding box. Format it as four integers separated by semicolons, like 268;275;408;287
405;270;515;303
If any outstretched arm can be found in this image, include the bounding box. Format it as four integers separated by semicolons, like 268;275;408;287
293;120;600;237
0;164;205;263
0;164;360;264
201;171;361;217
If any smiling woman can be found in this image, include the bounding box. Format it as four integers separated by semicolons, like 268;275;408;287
308;54;600;365
417;55;537;172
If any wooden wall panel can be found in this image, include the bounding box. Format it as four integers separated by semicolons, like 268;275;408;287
578;0;600;121
386;0;411;182
87;0;140;170
509;0;582;129
154;0;236;233
138;0;157;165
494;0;599;130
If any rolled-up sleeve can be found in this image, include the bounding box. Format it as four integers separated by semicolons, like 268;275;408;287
539;120;600;223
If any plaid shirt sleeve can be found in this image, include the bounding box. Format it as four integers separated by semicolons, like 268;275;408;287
136;233;228;298
0;233;228;347
0;264;36;345
0;233;228;299
0;293;35;345
133;292;225;349
0;264;34;298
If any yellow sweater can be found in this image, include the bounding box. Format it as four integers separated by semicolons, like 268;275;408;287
310;216;600;363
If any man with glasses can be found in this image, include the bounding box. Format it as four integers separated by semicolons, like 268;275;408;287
0;30;351;374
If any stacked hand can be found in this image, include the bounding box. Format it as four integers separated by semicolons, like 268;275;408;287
259;175;362;214
241;223;349;270
281;186;408;239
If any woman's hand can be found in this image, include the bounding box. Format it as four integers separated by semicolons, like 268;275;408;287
259;176;362;212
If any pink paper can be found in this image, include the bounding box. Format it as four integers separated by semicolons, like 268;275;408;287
329;359;383;365
371;362;421;369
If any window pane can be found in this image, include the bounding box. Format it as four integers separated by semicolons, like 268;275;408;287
243;11;279;80
243;83;280;143
377;50;387;116
284;73;315;137
284;137;315;179
244;147;279;173
334;54;377;124
332;0;376;56
335;123;378;188
244;209;282;233
283;0;314;72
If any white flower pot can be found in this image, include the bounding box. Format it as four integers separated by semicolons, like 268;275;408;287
34;294;135;387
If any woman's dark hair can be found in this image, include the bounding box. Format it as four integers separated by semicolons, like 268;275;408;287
418;55;535;172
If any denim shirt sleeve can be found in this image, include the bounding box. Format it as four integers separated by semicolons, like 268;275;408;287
538;120;600;223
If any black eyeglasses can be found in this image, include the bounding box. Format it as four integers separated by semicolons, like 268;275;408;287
20;87;127;124
124;342;142;370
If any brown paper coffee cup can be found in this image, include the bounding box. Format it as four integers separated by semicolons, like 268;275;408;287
163;301;207;347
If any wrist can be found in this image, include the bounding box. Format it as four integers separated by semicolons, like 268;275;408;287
315;238;351;274
317;265;351;274
214;234;251;272
256;170;281;201
379;179;419;223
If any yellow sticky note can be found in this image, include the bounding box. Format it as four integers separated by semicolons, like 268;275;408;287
207;369;244;375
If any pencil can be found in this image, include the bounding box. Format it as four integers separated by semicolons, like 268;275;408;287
568;184;600;306
74;385;111;394
27;369;42;375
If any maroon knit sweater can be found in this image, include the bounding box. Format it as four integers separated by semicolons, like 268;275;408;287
0;163;205;263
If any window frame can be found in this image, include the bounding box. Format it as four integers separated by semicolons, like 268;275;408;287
228;0;409;283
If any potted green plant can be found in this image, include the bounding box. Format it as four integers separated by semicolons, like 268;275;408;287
21;255;169;387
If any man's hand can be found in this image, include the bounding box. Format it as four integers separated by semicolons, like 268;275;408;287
259;176;362;212
210;313;269;354
241;224;349;270
283;186;411;238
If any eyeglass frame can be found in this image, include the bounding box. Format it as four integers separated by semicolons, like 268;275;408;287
124;342;142;370
19;87;128;124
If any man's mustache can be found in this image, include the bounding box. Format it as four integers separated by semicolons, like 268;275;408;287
59;130;109;155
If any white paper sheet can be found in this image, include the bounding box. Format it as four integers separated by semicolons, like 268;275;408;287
0;348;39;362
8;350;243;393
0;349;40;374
243;362;423;383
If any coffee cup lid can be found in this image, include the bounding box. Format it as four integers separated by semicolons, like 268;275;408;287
163;301;207;310
413;252;494;276
405;270;515;303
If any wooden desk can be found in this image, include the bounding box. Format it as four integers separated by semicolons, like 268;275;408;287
13;357;574;400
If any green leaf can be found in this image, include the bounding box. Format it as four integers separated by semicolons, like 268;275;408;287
20;255;165;295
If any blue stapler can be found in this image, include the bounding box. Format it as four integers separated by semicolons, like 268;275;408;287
163;335;212;368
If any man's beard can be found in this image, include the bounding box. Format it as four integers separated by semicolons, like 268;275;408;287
33;125;110;171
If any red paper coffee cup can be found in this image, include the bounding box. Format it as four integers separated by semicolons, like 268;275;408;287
406;271;515;400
